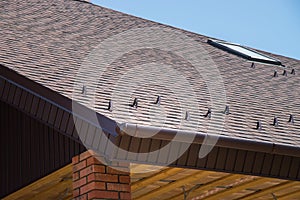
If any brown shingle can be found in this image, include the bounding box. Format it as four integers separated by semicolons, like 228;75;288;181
0;0;300;148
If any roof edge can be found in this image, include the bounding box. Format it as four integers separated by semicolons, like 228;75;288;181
2;63;299;158
116;122;300;158
0;64;118;139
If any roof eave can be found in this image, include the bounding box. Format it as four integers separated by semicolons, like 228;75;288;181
116;122;300;158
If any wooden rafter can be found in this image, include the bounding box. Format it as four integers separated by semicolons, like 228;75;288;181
3;162;300;200
280;189;300;200
131;167;183;192
204;177;275;200
130;164;165;173
29;177;72;200
240;180;297;200
168;174;245;200
134;170;216;200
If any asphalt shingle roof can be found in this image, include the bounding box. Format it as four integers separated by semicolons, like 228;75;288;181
1;0;300;147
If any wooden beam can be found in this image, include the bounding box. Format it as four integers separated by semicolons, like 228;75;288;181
240;180;296;200
131;164;165;173
135;170;216;200
3;164;72;200
131;167;183;192
280;189;300;200
168;174;245;200
204;177;275;200
30;178;72;200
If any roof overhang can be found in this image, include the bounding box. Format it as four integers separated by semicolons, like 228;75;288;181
1;64;300;181
117;123;300;157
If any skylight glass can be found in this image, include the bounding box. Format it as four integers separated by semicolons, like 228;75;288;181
208;39;282;65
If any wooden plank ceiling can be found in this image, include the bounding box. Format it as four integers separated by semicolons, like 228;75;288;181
4;164;300;200
3;164;73;200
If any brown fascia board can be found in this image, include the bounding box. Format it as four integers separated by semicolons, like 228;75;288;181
0;64;118;140
116;123;300;158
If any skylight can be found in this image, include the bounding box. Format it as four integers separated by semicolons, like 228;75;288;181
207;39;282;66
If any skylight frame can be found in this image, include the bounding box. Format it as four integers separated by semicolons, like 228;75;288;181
207;39;282;66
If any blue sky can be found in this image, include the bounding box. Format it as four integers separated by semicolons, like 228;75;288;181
92;0;300;60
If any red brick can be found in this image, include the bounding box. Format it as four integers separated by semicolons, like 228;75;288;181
119;175;130;184
87;173;97;183
106;183;130;192
88;190;119;200
72;155;79;164
80;182;106;194
73;171;80;181
80;165;105;178
120;192;131;200
73;188;80;197
73;151;131;200
73;177;87;189
87;173;118;183
86;156;102;166
73;160;86;173
93;165;106;173
80;166;94;178
80;151;92;161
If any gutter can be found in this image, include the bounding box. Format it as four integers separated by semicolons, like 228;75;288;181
2;64;299;158
116;123;300;158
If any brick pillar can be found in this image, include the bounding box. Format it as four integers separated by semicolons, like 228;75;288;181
72;150;131;200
